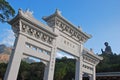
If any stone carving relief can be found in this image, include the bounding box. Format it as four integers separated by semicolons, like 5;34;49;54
83;55;96;64
55;19;86;42
26;43;50;55
21;23;54;44
35;31;41;38
22;24;27;32
48;20;55;27
83;64;93;71
64;40;75;48
12;21;20;37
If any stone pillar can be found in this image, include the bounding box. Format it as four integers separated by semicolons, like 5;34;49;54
75;43;83;80
4;34;26;80
89;66;96;80
93;66;96;80
43;40;57;80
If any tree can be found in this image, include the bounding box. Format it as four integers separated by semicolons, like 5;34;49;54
54;58;75;80
17;61;45;80
96;53;120;72
0;0;15;23
17;61;30;80
54;62;67;80
0;63;7;80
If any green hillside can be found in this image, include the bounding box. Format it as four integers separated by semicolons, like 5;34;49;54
0;54;120;80
96;53;120;72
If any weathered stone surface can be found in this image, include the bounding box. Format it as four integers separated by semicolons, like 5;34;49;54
4;9;102;80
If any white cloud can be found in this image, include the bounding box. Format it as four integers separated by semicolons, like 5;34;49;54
56;53;64;59
56;51;74;59
0;29;15;46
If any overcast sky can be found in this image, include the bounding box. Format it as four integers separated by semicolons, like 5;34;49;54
0;0;120;56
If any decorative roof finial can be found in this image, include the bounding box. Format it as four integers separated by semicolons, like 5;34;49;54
18;8;22;11
78;25;82;31
18;8;22;15
90;48;93;53
24;8;34;17
55;9;61;15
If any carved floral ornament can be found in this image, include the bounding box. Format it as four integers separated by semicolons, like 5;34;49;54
83;64;93;71
56;19;86;42
21;23;54;44
12;21;20;33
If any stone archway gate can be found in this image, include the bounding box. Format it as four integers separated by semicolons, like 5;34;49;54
4;9;103;80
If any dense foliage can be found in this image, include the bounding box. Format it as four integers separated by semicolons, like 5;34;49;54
96;53;120;72
17;61;45;80
0;57;75;80
54;57;75;80
0;0;15;22
0;63;7;80
0;61;45;80
0;54;120;80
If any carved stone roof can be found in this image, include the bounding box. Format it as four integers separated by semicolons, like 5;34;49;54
83;48;103;61
43;9;92;42
8;9;91;43
8;9;57;37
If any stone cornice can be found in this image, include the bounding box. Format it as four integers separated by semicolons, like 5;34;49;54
8;9;57;37
83;48;103;66
83;48;103;60
55;17;91;42
8;9;58;45
43;9;92;43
